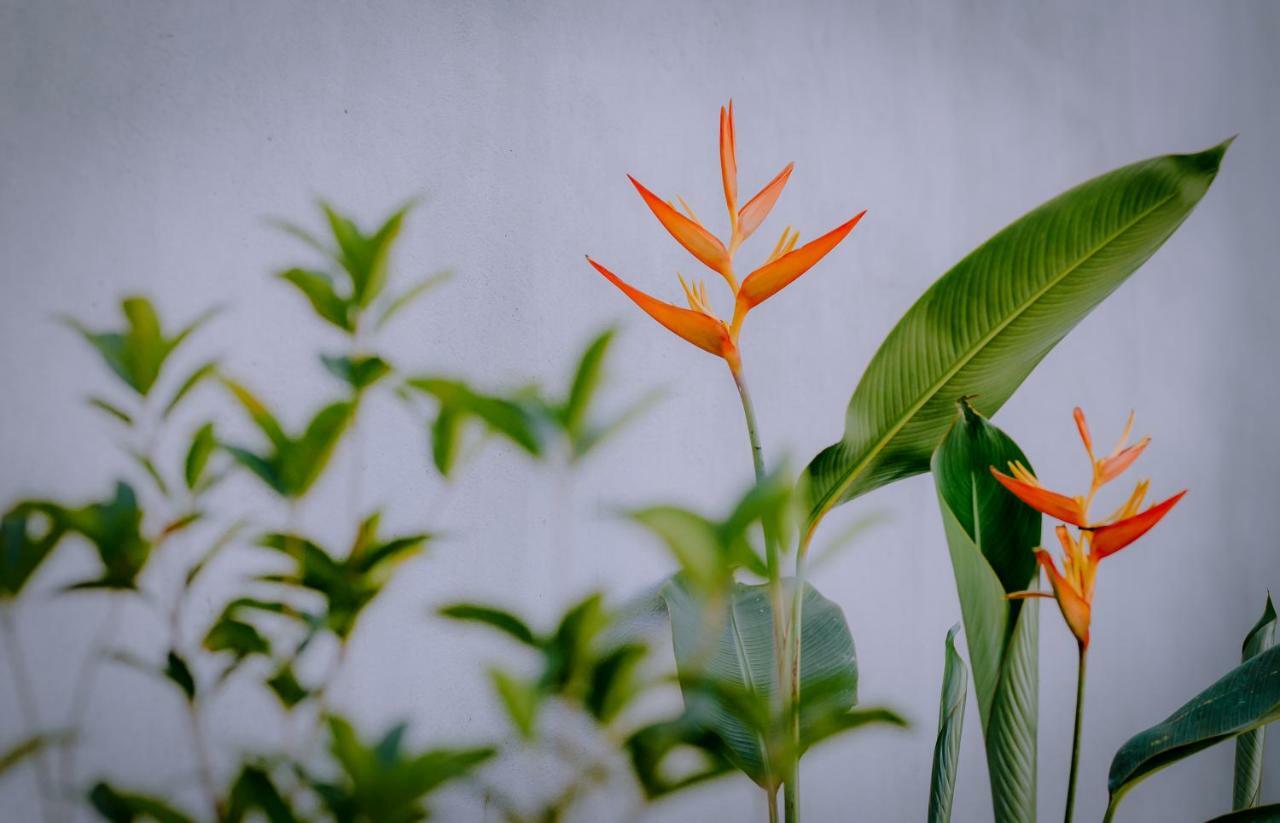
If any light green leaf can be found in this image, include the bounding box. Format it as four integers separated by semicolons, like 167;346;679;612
87;396;134;426
183;422;217;491
1107;645;1280;820
928;625;968;823
279;268;352;331
1235;594;1277;810
162;360;218;418
562;327;615;437
490;668;540;740
805;141;1230;527
932;402;1040;822
321;353;391;391
375;269;452;330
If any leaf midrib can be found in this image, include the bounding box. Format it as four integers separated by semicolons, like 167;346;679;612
810;187;1180;525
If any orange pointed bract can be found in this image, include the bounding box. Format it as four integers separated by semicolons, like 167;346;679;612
587;258;733;359
990;467;1089;527
1090;490;1186;559
628;176;729;277
1098;438;1150;484
1038;550;1092;647
738;212;864;308
738;163;795;243
720;102;738;218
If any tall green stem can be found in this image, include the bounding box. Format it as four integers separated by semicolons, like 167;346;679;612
730;364;796;822
1065;645;1088;823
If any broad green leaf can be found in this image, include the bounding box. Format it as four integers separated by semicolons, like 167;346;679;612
1107;645;1280;819
932;402;1041;822
805;142;1230;527
928;625;968;823
1235;595;1277;810
661;576;857;787
625;713;735;798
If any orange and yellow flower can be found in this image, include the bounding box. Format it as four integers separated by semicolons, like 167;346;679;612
992;408;1186;647
586;102;864;373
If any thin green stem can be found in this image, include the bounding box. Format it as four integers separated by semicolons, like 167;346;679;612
729;363;791;822
1065;644;1088;823
1;607;57;823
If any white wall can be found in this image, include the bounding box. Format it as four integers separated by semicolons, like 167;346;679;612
2;1;1278;820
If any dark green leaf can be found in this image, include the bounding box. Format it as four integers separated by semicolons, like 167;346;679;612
625;713;735;799
929;625;968;823
1;502;66;598
1235;594;1277;810
1108;645;1280;818
184;422;218;491
163;651;196;702
226;765;299;823
805;141;1230;527
321;353;391;391
88;782;195;823
266;664;309;709
932;402;1040;822
57;483;151;591
1206;804;1280;822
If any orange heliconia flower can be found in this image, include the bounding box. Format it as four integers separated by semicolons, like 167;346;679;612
992;408;1186;647
586;101;864;373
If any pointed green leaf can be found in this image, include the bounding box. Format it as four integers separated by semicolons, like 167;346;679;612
162;360;218;419
184;422;217;491
1234;594;1277;810
928;625;968;823
490;668;540;740
562;327;615;437
375;269;452;330
88;782;195;823
1107;645;1280;819
437;603;539;647
805;142;1230;527
932;402;1041;822
321;354;391;391
87;396;134;426
279;268;352;331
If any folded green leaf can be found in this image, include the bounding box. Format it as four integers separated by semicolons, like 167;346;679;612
1107;645;1280;820
805;141;1229;528
932;402;1040;822
929;625;968;823
1235;594;1277;810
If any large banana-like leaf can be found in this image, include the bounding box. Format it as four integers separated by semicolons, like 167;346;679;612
661;576;858;789
1206;804;1280;822
932;402;1041;822
804;141;1230;528
928;624;968;823
1234;595;1276;810
1106;645;1280;821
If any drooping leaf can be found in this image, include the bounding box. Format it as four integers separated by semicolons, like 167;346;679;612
1107;645;1280;819
928;625;968;823
661;576;858;787
625;712;735;799
437;603;539;647
162;360;218;418
87;396;134;426
805;142;1230;527
184;422;218;491
1234;595;1277;810
279;268;352;331
932;402;1040;822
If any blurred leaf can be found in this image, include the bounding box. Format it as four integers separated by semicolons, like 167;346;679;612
279;268;352;331
661;576;858;788
226;765;299;823
259;517;429;639
0;502;67;599
932;401;1040;822
1235;594;1277;810
561;327;615;438
317;715;494;823
221;379;352;499
88;782;195;823
322;354;391;391
87;396;134;426
128;449;169;497
266;664;309;709
805;141;1230;527
437;603;539;647
66;297;213;397
584;641;647;724
162;360;218;419
407;378;546;470
625;712;735;799
0;732;68;777
928;625;968;823
164;651;196;702
1108;645;1280;818
57;482;152;591
1206;805;1280;822
184;422;218;491
490;668;540;740
376;269;452;330
183;521;246;590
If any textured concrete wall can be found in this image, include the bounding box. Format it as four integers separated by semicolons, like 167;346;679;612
2;1;1278;820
